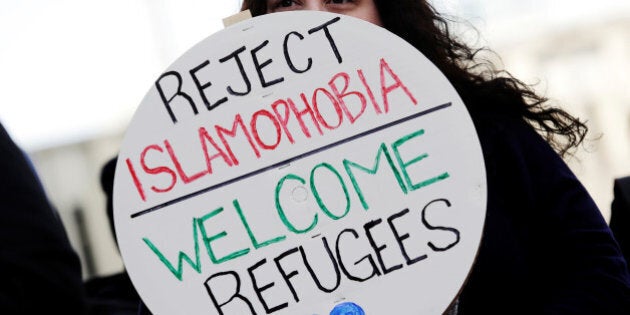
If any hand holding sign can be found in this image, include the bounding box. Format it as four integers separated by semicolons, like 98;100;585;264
114;11;486;314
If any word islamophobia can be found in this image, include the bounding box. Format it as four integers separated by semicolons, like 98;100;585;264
124;16;420;204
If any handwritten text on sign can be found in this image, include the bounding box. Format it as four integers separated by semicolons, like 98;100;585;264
114;11;486;315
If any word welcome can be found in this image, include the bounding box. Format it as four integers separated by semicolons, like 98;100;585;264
141;127;450;285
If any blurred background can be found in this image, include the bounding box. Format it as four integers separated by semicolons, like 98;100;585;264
1;0;628;280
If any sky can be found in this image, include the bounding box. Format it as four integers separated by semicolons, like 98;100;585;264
0;0;241;151
1;0;629;151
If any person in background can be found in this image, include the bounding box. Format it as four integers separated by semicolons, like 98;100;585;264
0;122;86;314
84;156;152;315
240;1;630;314
610;176;630;266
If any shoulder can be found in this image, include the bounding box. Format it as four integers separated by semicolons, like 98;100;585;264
460;111;630;314
471;112;570;185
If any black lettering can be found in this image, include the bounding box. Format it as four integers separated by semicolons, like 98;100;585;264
336;228;381;282
155;71;197;124
387;208;427;265
273;247;301;303
251;40;285;88
308;17;343;64
204;271;257;315
364;219;402;274
283;31;312;73
189;60;228;110
219;46;252;96
300;237;341;293
248;258;287;314
421;198;460;251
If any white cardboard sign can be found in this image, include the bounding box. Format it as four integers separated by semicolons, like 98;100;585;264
114;11;487;315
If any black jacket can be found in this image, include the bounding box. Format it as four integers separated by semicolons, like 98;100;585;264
0;123;86;314
458;114;630;314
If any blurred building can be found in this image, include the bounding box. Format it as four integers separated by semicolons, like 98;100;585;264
30;133;124;278
22;2;630;280
436;0;630;215
495;17;630;221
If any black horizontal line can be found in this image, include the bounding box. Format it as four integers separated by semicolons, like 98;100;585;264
130;102;451;219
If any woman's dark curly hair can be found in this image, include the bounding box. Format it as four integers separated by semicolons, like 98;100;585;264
241;0;587;157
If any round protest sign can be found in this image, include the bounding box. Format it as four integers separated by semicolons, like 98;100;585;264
114;10;487;315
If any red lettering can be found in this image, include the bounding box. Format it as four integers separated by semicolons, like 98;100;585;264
126;158;146;202
380;58;418;113
140;144;177;193
250;109;282;150
216;114;261;165
128;57;419;203
271;99;296;144
164;140;208;184
328;72;367;124
357;69;382;114
199;127;235;174
288;96;323;137
311;88;343;130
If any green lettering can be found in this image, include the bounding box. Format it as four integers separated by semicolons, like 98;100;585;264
343;143;407;210
275;174;318;234
197;207;250;264
142;219;202;281
391;129;449;190
310;163;350;220
233;199;286;249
